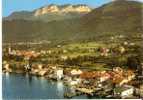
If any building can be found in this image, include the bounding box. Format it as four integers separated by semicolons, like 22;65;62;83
140;84;143;97
138;63;143;77
38;64;44;70
113;67;123;74
38;70;48;76
56;68;64;80
8;47;12;54
112;68;135;85
117;46;125;54
3;63;12;72
99;72;111;82
124;41;128;45
24;64;31;71
69;78;82;86
47;50;52;54
70;69;83;76
61;55;68;60
114;85;134;98
120;71;135;86
100;47;110;57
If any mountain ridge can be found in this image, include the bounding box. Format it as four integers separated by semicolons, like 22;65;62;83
3;0;143;43
34;4;91;16
4;4;92;22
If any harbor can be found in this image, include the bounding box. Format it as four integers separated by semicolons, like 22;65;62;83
2;73;92;99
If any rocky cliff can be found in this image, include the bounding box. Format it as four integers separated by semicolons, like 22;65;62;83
34;4;91;16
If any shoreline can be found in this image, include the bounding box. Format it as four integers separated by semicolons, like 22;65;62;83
2;70;112;99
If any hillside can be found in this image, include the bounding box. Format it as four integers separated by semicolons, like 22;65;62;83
80;0;143;35
2;19;81;43
3;0;143;43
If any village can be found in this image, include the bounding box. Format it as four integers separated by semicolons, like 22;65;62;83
2;38;143;99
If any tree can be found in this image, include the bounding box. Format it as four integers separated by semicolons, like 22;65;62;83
127;56;141;70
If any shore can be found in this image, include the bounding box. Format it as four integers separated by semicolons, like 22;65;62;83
2;65;142;99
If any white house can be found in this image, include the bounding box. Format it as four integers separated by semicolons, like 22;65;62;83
24;64;31;70
129;43;135;46
4;64;10;70
114;85;134;98
124;41;128;45
4;64;12;72
119;46;125;54
38;64;43;70
70;69;82;76
8;47;12;54
69;78;82;86
38;70;48;76
56;68;64;80
47;50;52;54
61;55;68;60
63;50;67;53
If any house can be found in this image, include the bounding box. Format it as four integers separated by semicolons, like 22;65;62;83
113;67;123;74
61;55;68;60
8;47;12;54
47;50;52;54
4;63;12;72
120;70;135;86
100;47;110;57
69;78;82;86
63;75;81;86
129;43;135;46
56;68;64;80
140;84;143;97
80;71;100;79
9;50;17;55
38;64;44;70
110;36;114;40
119;46;125;54
3;61;7;65
57;45;61;48
99;72;111;82
124;41;128;45
118;35;124;39
70;69;83;76
38;70;48;76
64;75;72;82
114;85;134;98
24;64;31;71
40;50;46;54
139;63;143;76
63;50;68;53
31;68;39;75
112;69;135;86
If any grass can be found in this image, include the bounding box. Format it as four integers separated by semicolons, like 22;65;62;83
62;42;107;49
57;41;117;58
80;63;111;71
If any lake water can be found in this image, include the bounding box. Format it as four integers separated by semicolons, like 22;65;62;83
2;73;90;99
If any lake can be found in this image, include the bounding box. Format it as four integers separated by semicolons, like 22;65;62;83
2;73;90;99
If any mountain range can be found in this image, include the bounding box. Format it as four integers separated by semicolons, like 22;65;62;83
4;4;91;22
3;0;143;43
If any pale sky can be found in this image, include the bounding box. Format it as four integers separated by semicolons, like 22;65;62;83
2;0;143;17
2;0;112;17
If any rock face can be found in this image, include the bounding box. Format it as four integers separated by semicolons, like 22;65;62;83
34;4;91;16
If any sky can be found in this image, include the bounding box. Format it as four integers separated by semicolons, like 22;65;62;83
2;0;112;17
2;0;143;17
